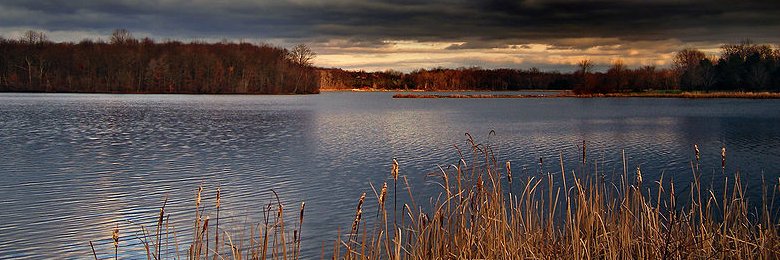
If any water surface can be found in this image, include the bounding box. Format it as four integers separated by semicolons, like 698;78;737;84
1;92;779;258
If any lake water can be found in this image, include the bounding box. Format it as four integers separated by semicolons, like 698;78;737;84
1;92;779;259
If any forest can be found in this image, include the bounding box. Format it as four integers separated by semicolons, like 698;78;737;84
2;30;779;94
0;30;319;94
320;41;780;93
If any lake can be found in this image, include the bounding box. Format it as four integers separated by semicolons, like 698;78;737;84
1;92;779;259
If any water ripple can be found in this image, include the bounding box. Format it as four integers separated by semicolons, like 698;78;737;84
0;93;779;258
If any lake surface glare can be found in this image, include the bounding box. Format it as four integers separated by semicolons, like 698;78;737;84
1;92;779;258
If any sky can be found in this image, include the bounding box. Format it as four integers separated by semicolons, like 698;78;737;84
1;0;779;72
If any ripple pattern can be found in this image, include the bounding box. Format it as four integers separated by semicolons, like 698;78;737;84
0;93;778;258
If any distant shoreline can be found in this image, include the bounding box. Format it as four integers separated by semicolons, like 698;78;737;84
392;91;780;99
320;88;563;92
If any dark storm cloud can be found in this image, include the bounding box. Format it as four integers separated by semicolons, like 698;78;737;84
2;0;779;47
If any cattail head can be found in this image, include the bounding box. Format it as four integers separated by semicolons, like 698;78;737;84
582;140;587;164
352;193;366;232
351;209;363;232
195;186;203;208
299;202;305;223
505;161;512;184
202;216;209;231
158;208;165;224
215;187;221;209
419;213;429;229
112;224;119;247
694;144;700;162
636;166;642;185
391;158;399;181
721;146;726;169
379;182;388;207
357;192;366;211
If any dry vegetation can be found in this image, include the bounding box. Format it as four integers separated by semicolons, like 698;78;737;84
578;91;780;99
393;91;780;99
95;136;780;259
392;93;550;98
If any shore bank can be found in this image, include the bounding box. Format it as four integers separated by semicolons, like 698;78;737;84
393;91;780;99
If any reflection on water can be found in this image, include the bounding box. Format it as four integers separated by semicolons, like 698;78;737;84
0;92;778;258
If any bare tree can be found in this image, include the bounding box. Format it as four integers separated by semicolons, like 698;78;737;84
288;44;316;66
577;59;594;74
110;29;135;45
20;30;48;44
674;48;707;90
673;48;706;73
607;60;628;92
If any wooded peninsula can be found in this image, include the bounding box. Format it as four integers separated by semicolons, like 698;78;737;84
0;30;319;94
2;30;780;94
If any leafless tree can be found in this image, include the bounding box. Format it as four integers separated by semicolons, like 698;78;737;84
288;44;316;66
673;48;705;73
577;59;593;74
110;29;135;45
20;30;48;44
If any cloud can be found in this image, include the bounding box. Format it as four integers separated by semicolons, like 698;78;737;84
2;0;779;70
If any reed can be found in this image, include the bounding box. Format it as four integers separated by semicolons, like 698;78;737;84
334;138;780;259
95;138;780;259
392;91;780;99
96;187;306;260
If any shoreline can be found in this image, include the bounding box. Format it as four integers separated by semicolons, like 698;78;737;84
393;91;780;99
320;88;564;93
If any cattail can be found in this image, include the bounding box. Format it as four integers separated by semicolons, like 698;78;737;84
391;158;399;227
419;213;429;229
112;224;120;247
215;187;221;209
356;192;366;212
506;161;512;184
215;187;221;256
694;144;700;162
195;186;203;208
391;158;399;181
636;165;642;186
351;209;363;233
299;202;306;224
351;193;366;235
112;224;119;259
721;145;726;170
379;182;388;208
582;140;587;164
296;201;306;255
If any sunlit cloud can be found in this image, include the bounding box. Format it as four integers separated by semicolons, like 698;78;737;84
1;0;777;71
313;38;725;72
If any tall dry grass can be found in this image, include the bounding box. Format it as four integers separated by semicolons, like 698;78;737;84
94;137;780;259
91;187;306;260
335;136;780;259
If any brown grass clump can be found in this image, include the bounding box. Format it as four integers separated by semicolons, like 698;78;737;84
93;137;780;259
392;91;780;99
573;91;780;99
392;93;550;98
92;187;306;260
334;136;780;259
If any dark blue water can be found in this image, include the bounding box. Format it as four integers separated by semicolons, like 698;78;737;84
0;92;778;259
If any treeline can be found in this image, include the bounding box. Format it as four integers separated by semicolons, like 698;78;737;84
319;65;679;92
0;30;319;94
674;41;780;92
320;41;780;93
319;67;577;91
